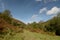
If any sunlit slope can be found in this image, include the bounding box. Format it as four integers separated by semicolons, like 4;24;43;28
6;30;60;40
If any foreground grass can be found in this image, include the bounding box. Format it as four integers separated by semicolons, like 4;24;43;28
22;30;60;40
0;30;60;40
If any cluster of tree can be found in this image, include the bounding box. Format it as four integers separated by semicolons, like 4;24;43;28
44;13;60;35
0;10;12;24
0;10;25;38
26;13;60;36
0;10;25;28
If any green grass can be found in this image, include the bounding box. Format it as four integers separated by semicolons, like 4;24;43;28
0;29;60;40
22;30;60;40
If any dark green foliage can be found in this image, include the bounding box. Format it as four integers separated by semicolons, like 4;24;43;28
13;22;20;26
43;13;60;35
0;10;25;38
0;10;12;24
27;22;39;29
56;29;60;36
26;13;60;36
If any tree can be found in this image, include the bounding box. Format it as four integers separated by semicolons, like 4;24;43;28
2;10;12;17
2;10;12;24
55;13;60;35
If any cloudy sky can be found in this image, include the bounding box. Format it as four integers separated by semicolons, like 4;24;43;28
0;0;60;23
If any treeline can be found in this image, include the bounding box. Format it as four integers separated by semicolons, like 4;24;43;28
26;13;60;36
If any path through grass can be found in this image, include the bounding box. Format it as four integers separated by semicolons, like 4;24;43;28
1;29;60;40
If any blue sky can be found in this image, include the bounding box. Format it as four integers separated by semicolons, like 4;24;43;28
0;0;60;23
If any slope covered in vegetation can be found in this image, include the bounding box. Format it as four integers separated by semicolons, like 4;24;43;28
0;30;60;40
0;10;60;40
0;10;25;39
26;13;60;36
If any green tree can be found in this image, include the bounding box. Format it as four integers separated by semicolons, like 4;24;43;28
2;10;12;24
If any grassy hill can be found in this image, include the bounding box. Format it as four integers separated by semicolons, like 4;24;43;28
0;10;25;33
1;29;60;40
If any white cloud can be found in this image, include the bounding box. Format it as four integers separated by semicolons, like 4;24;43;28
31;14;38;20
44;0;58;3
39;7;47;13
47;7;60;15
35;0;42;1
35;0;58;3
39;6;60;15
43;0;47;3
53;0;57;1
28;14;38;23
49;13;57;18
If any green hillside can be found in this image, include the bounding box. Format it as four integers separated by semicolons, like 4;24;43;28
0;10;60;40
1;30;60;40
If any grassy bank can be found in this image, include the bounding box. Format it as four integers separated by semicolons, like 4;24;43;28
0;29;60;40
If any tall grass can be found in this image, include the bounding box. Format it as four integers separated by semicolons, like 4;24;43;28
0;29;60;40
